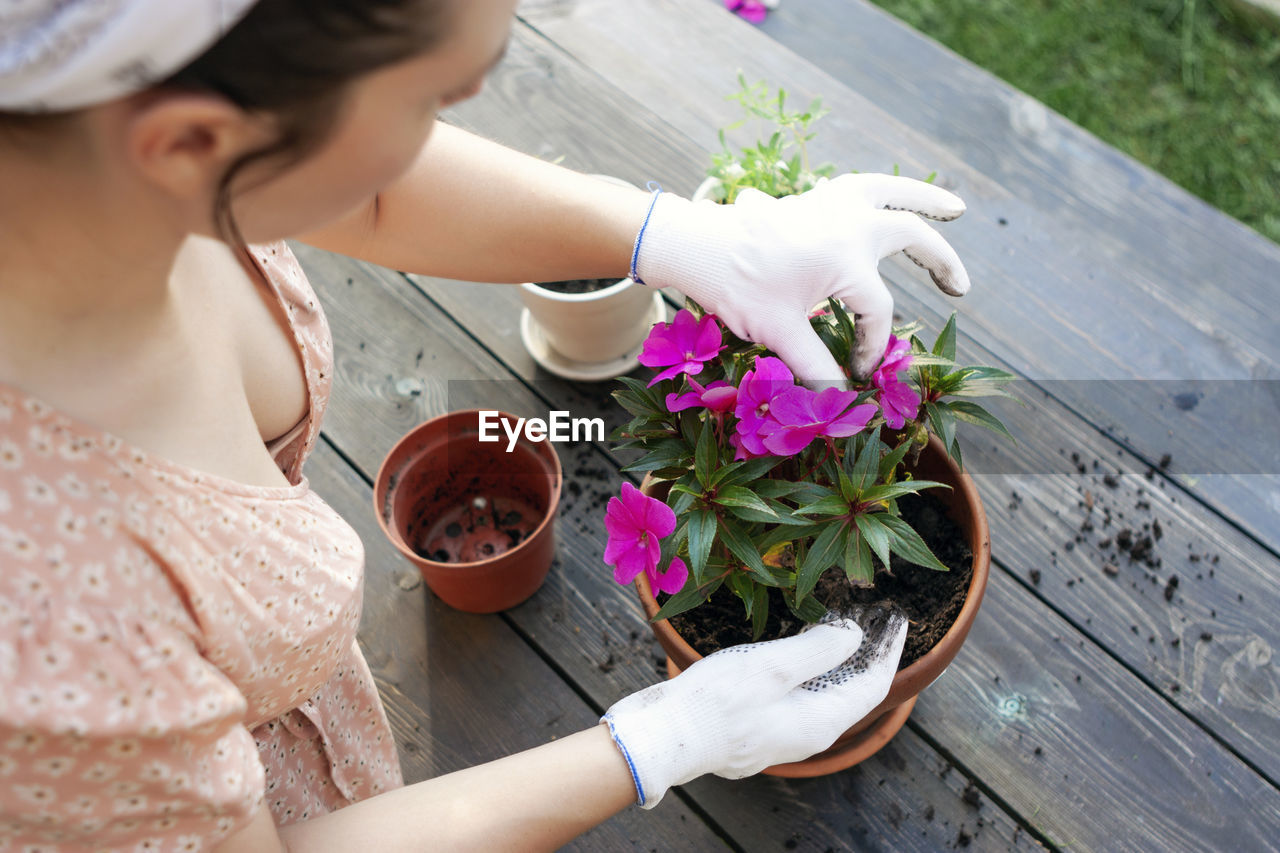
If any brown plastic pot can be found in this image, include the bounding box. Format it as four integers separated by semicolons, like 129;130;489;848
636;433;989;777
374;409;562;613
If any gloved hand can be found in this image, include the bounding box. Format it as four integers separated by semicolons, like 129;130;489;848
602;606;908;808
633;173;970;385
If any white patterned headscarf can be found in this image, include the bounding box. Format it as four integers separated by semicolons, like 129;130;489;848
0;0;260;113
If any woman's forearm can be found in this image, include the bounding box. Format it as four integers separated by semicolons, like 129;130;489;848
273;725;636;852
298;122;654;283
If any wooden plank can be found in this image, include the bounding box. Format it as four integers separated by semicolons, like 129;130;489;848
416;15;1280;786
381;257;1280;851
292;244;1042;850
290;14;1280;845
301;306;727;851
515;0;1280;555
908;572;1280;852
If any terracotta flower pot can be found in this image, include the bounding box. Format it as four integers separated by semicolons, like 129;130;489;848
635;434;989;777
374;409;562;613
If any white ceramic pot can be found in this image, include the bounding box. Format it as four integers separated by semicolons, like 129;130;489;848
692;176;723;204
519;276;658;365
519;175;665;376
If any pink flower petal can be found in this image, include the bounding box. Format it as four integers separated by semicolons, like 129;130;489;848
826;403;877;437
652;557;689;594
639;493;677;539
692;315;725;359
701;383;738;412
613;558;644;586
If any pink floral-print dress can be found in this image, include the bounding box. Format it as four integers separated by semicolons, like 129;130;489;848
0;242;403;851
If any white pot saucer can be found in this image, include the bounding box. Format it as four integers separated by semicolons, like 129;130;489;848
520;291;668;382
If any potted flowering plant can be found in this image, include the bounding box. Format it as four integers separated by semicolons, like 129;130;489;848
697;75;837;204
603;300;1013;774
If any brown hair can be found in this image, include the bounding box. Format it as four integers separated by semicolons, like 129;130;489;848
0;0;452;246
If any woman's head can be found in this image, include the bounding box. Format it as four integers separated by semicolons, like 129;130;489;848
0;0;516;245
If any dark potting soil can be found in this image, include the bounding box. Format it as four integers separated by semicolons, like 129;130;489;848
533;278;622;294
668;492;974;671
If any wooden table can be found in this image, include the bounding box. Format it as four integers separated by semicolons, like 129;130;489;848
295;1;1280;849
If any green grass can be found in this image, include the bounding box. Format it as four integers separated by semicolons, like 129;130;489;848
866;0;1280;244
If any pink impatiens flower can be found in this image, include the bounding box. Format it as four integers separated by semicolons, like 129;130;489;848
604;482;689;594
871;335;921;429
638;309;726;387
725;0;773;24
666;377;738;414
733;356;796;458
759;387;876;455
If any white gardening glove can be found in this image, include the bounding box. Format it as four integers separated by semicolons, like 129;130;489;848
634;173;970;385
602;606;908;808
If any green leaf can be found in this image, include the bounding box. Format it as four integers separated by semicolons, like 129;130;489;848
714;486;779;519
653;578;723;622
750;584;769;641
694;421;717;486
859;480;951;504
726;570;755;613
946;400;1016;444
789;482;837;505
789;593;828;623
718;519;770;583
797;522;846;600
880;513;951;572
794;494;850;517
850;430;883;492
836;463;857;503
854;513;893;572
926;402;956;457
620;439;692;473
907;353;961;371
844;523;875;585
687;508;717;580
878;437;913;481
756;523;813;551
612;378;664;417
670;489;696;516
829;297;857;356
933;313;958;362
726;504;788;524
753;480;808;500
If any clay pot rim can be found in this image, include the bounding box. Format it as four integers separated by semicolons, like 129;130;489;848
372;408;564;571
635;432;989;694
520;277;638;303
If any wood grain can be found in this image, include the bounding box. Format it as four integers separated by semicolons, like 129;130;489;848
515;0;1280;556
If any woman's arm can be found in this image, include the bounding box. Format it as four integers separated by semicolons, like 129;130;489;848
219;615;903;851
219;724;636;853
297;121;653;284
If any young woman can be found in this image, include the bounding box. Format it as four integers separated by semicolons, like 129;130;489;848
0;1;970;849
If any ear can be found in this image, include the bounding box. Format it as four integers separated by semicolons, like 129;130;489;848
124;94;274;200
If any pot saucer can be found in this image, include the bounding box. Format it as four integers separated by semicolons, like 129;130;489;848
520;292;667;382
